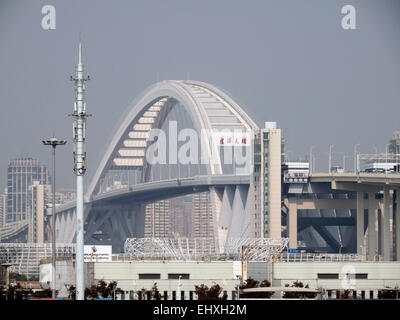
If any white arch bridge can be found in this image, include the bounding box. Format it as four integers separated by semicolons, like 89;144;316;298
55;80;260;253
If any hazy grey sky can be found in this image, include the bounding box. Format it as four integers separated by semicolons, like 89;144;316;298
0;0;399;190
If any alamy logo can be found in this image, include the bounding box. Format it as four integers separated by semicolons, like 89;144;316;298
145;121;253;175
41;5;56;30
341;264;357;290
341;5;356;30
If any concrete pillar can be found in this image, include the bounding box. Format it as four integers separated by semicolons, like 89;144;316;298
287;199;297;249
378;204;382;256
396;189;400;261
368;192;376;261
356;192;364;255
382;188;391;261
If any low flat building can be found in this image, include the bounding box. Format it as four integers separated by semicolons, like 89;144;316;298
248;260;400;299
93;260;242;300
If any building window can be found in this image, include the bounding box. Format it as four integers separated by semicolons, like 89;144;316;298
189;291;193;300
181;291;185;300
168;273;190;280
172;291;176;300
163;291;168;300
317;273;339;279
355;273;368;279
138;273;161;279
129;291;134;300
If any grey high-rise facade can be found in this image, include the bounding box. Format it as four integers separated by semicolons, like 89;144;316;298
191;192;214;239
144;199;170;238
6;158;50;223
253;122;282;239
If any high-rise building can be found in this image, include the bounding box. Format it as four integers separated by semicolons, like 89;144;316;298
191;192;214;239
169;196;192;238
27;182;51;243
143;191;218;241
0;188;7;227
6;158;50;223
144;199;170;238
253;122;282;238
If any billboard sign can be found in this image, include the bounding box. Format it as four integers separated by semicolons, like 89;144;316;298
84;245;112;262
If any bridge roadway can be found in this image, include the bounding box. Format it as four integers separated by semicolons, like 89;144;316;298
286;172;400;261
54;174;251;251
57;174;250;212
0;220;28;242
310;172;400;186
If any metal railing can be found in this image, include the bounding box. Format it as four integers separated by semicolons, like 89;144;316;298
282;252;363;263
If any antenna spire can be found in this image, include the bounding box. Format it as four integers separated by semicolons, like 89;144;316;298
78;35;82;65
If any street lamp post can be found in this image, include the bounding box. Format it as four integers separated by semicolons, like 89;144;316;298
341;152;346;172
354;144;360;173
329;145;334;173
42;137;67;299
309;146;315;173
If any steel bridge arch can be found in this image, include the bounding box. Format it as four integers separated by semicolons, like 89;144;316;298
86;80;258;199
57;80;260;253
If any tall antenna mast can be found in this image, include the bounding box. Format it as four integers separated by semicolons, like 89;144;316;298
70;37;90;300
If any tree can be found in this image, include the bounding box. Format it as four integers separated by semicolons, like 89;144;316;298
66;285;76;300
138;283;162;300
239;277;274;299
66;280;123;300
378;288;398;299
194;284;227;300
282;281;317;299
0;283;35;301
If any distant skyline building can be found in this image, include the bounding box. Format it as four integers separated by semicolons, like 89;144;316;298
169;196;192;238
144;199;170;238
27;181;51;243
144;193;213;240
191;192;214;239
6;158;50;223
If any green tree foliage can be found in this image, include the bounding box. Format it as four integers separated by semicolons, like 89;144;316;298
66;280;123;300
282;280;317;299
139;282;162;300
0;283;38;301
194;284;228;300
339;289;358;299
239;277;274;298
378;288;399;299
